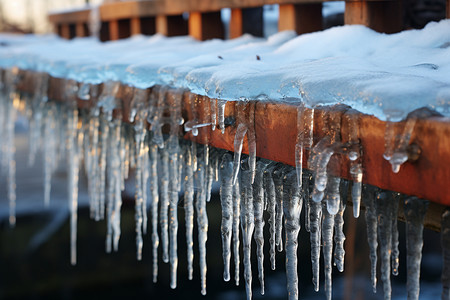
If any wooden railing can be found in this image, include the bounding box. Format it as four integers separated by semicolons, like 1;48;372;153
48;0;418;41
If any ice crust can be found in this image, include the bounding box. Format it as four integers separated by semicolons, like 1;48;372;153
0;20;449;120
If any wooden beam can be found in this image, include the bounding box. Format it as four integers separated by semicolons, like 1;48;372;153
278;3;323;34
109;20;119;41
189;11;224;41
345;0;403;33
229;7;263;39
48;8;91;24
156;15;188;36
15;72;450;207
130;17;141;35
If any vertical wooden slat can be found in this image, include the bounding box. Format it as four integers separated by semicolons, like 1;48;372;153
189;11;224;41
229;7;263;39
109;20;119;41
278;3;322;35
60;24;70;39
345;0;403;33
130;17;141;35
229;8;243;39
447;0;450;18
156;15;188;36
156;15;170;35
76;22;86;37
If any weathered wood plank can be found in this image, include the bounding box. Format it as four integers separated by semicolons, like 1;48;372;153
48;8;91;24
60;24;71;39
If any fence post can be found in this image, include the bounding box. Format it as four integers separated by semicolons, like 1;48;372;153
279;3;323;34
345;0;403;33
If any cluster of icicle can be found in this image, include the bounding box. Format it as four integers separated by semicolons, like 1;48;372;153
0;69;450;300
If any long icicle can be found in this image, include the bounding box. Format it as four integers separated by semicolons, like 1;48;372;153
363;185;379;293
283;169;302;300
376;189;393;300
322;199;335;300
253;160;267;295
219;153;234;282
184;142;195;280
240;157;255;300
195;151;209;295
273;164;284;252
264;163;277;270
232;175;241;286
404;197;429;300
150;143;160;283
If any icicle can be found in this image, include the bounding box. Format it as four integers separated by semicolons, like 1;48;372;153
344;110;362;218
218;99;226;134
253;160;267;295
160;147;170;263
99;114;109;221
295;103;314;187
441;209;450;300
167;89;183;289
325;176;340;215
232;177;241;286
391;192;400;276
195;152;209;295
273;165;284;252
232;101;256;185
43;103;57;207
363;185;379;293
205;146;214;203
147;86;167;148
211;98;217;130
283;169;302;300
333;195;346;272
150;143;160;283
309;136;333;203
112;121;123;253
6;91;17;227
404;197;428;300
376;190;393;299
134;122;145;262
67;107;80;266
232;123;247;184
310;194;322;291
184;143;195;280
390;117;417;173
240;157;255;300
219;153;234;282
322;199;335;300
304;172;312;233
168;138;180;288
263;163;277;270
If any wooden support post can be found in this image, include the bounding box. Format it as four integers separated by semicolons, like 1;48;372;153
109;20;119;41
278;4;323;35
447;0;450;18
229;7;263;39
189;11;224;41
60;24;71;39
345;0;403;33
156;15;188;36
130;17;141;36
76;22;86;37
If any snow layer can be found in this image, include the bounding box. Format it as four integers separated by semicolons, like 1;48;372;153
1;20;450;121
